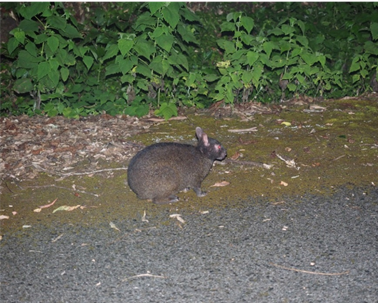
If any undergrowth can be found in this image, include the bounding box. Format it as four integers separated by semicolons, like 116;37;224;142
1;2;377;118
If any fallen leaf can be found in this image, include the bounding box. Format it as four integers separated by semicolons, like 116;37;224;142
0;215;10;220
109;221;120;231
142;210;149;222
238;137;256;145
281;121;291;126
211;181;230;187
276;153;299;170
231;152;241;160
228;127;258;133
280;181;288;186
39;198;58;209
170;214;185;224
53;205;81;213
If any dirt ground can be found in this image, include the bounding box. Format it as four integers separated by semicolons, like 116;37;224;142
1;96;377;235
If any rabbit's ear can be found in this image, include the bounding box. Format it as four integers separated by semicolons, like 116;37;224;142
202;133;209;146
196;127;210;147
195;127;203;138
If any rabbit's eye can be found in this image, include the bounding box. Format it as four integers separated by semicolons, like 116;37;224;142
216;145;221;150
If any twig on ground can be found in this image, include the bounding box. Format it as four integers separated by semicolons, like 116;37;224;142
57;167;128;177
225;158;273;169
23;184;99;197
270;262;349;276
121;272;166;282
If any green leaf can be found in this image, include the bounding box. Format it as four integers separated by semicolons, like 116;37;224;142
281;24;295;35
64;53;76;66
318;55;326;68
47;36;59;54
251;63;263;87
19;2;50;20
240;32;253;45
35;34;48;44
291;47;302;58
7;37;19;55
38;62;51;80
103;44;119;61
181;7;199;22
60;67;69;81
82;56;93;70
136;64;152;78
17;50;42;68
177;24;198;44
134;12;156;31
217;39;236;54
135;103;150;117
156;33;174;52
220;21;235;33
25;42;38;57
162;5;179;29
19;19;39;32
49;58;59;71
349;57;360;73
242;71;253;85
151;27;166;38
155;102;178;120
246;51;259;66
297;36;308;47
241;16;254;34
297;20;305;35
134;40;155;60
121;74;134;84
149;2;165;15
364;41;378;55
203;74;219;82
14;78;33;94
287;83;296;91
262;41;274;58
56;48;67;65
300;52;317;66
268;28;284;36
105;64;121;77
118;39;134;57
371;22;378;41
47;15;67;30
296;74;306;85
352;74;360;83
60;24;82;39
279;41;292;53
14;28;25;44
116;58;134;74
175;53;188;71
149;56;164;75
49;70;60;87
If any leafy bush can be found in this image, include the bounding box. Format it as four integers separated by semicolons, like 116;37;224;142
1;2;377;118
211;3;378;103
2;2;209;118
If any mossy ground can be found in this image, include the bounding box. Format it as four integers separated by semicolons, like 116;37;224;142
1;99;377;234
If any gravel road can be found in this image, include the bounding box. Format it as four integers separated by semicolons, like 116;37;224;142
1;186;377;303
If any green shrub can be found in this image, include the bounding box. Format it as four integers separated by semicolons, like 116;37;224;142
1;2;377;118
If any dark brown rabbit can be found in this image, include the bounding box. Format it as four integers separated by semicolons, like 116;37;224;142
127;127;227;204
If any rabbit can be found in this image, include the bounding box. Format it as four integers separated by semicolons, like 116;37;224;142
127;127;227;204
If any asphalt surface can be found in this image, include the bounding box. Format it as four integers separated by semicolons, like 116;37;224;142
1;186;378;303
